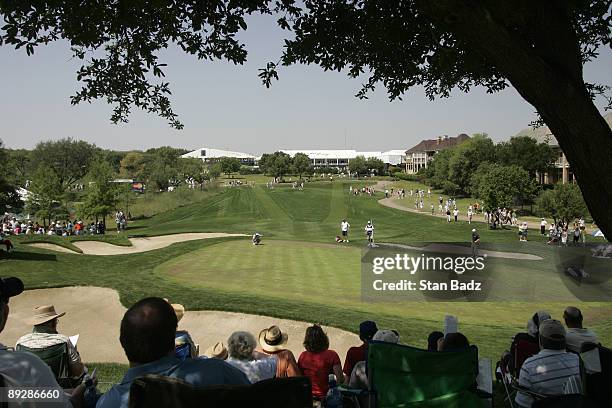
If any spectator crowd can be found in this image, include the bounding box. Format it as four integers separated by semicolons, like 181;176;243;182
0;275;607;408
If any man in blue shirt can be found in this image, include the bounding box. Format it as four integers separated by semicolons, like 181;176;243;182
96;297;250;408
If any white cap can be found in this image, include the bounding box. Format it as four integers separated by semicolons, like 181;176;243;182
373;329;400;344
472;229;476;232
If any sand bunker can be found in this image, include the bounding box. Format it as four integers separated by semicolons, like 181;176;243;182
67;233;246;255
26;243;79;254
0;287;359;364
382;242;543;260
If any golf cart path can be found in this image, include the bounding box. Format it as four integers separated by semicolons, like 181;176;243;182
27;233;247;256
381;242;543;260
378;197;540;236
0;287;359;364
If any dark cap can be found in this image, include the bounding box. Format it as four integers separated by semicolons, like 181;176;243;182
359;320;378;340
0;277;24;300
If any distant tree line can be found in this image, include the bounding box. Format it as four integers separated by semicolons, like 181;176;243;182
421;133;588;218
0;138;219;224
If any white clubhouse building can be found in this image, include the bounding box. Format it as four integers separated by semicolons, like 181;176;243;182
182;148;406;169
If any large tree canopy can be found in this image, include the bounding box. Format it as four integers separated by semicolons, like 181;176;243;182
1;0;611;238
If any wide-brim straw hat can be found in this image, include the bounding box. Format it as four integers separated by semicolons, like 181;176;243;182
163;298;185;322
258;325;289;352
29;305;65;326
204;342;228;360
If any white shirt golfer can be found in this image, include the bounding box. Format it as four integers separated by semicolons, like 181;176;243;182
341;221;350;242
365;222;374;243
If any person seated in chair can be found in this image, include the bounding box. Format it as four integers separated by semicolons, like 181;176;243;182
437;332;470;351
298;324;345;402
256;325;301;378
348;329;400;390
0;277;89;406
16;304;85;379
165;300;198;359
563;306;599;353
500;311;551;377
226;331;277;383
96;297;249;408
515;319;581;408
343;320;377;379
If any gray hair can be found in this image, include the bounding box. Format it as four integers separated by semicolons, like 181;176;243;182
227;331;256;360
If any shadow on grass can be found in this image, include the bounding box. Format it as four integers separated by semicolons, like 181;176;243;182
0;251;57;261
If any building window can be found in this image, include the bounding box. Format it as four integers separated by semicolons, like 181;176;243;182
200;150;206;157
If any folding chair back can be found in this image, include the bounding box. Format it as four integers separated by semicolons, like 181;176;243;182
513;336;540;376
581;344;612;405
15;342;73;387
367;341;485;408
128;374;312;408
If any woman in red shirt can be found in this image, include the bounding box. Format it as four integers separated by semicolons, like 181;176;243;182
298;324;345;401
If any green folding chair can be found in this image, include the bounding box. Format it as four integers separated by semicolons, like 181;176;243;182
367;341;487;408
16;342;80;388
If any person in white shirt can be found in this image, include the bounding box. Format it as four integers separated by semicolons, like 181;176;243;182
467;206;473;224
340;219;351;243
515;319;581;408
226;331;277;383
540;218;547;236
453;208;459;222
563;307;599;353
364;221;375;246
0;276;88;407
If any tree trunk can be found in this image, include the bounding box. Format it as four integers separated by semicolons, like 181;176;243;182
426;0;612;240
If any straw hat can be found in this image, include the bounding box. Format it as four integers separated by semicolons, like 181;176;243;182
29;305;65;326
204;342;228;360
258;325;288;352
163;298;185;322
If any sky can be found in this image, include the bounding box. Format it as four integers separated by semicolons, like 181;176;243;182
0;14;610;155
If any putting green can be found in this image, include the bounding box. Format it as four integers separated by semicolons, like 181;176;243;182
155;240;362;307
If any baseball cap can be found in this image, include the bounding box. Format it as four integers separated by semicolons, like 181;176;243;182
373;329;400;344
0;277;24;301
539;319;566;341
472;229;477;232
359;320;378;340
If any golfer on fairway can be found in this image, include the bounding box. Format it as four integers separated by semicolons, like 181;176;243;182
252;232;262;245
365;220;375;246
341;219;351;242
471;228;480;257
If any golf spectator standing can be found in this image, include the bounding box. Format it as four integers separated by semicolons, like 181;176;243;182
453;208;459;222
471;229;480;257
343;321;378;378
446;208;451;222
563;307;599;353
515;320;581;408
540;218;547;237
257;325;301;378
467;206;473;224
96;298;249;408
16;305;85;378
298;324;344;402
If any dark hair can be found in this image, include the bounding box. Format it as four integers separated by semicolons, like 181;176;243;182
440;332;470;351
303;324;329;353
563;307;583;327
540;336;566;351
427;331;444;351
120;297;177;364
